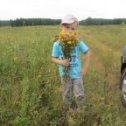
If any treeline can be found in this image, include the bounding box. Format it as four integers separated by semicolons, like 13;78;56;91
0;18;61;27
10;18;61;26
79;17;126;25
0;20;11;26
0;18;126;26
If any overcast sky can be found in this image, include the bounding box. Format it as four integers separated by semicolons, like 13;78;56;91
0;0;126;20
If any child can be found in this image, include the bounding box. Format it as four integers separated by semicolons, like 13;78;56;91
51;14;90;112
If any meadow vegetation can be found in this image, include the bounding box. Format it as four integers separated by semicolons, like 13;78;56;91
0;25;126;126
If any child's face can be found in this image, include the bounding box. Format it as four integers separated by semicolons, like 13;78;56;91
61;22;78;33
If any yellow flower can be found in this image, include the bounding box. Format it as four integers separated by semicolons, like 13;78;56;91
67;41;72;44
58;31;79;47
60;31;65;36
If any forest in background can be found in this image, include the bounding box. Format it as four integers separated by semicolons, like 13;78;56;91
0;17;126;26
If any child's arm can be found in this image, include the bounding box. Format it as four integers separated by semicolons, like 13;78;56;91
51;58;69;66
79;51;91;77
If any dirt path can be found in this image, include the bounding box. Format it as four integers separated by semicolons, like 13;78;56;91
85;33;126;120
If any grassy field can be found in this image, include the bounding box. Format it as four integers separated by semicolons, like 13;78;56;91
0;25;126;126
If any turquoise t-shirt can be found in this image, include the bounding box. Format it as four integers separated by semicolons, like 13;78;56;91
52;41;89;78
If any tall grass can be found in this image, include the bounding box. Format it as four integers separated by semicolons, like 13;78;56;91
0;25;126;126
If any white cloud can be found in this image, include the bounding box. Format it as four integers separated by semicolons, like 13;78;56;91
0;0;126;20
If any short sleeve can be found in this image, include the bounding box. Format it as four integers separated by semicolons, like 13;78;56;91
52;42;60;58
78;41;89;54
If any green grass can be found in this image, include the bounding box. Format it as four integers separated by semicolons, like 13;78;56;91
0;25;126;126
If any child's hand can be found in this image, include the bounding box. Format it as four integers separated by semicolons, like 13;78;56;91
79;69;87;77
61;59;69;66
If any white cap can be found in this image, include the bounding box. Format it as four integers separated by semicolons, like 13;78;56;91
61;14;78;24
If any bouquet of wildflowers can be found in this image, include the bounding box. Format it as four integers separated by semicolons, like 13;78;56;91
58;31;80;76
59;31;79;58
